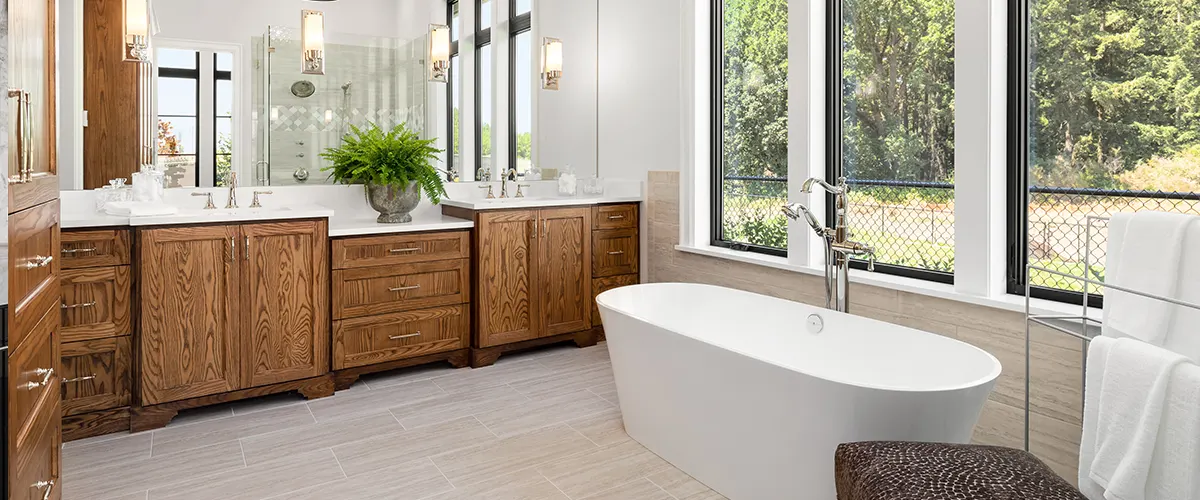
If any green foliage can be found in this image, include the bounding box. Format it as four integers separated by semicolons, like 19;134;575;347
721;0;789;178
321;123;449;204
517;132;532;160
216;133;232;187
1118;145;1200;192
722;209;788;248
481;123;492;157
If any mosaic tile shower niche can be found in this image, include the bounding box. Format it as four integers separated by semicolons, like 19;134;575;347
253;27;428;186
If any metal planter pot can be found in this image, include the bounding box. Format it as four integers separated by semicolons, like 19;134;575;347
366;182;421;223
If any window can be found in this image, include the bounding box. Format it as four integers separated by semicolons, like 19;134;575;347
215;52;233;186
711;0;789;257
476;0;494;180
1009;0;1200;303
157;48;200;188
830;0;955;282
448;0;461;181
510;0;532;176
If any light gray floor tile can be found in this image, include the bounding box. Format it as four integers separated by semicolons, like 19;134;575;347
63;432;152;475
539;439;672;498
431;359;554;395
151;404;315;456
270;457;453;500
580;478;674;500
566;408;631;447
509;362;615;399
308;379;445;422
62;441;245;500
227;392;308;416
361;363;464;390
420;467;570;500
333;416;497;477
431;423;597;487
589;382;620;406
106;491;150;500
475;389;615;438
147;448;344;500
388;384;530;429
537;344;612;372
240;411;402;466
647;468;727;500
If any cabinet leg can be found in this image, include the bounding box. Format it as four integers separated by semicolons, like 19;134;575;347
470;348;502;368
447;349;471;369
573;328;601;348
332;372;360;392
298;375;336;400
130;407;179;433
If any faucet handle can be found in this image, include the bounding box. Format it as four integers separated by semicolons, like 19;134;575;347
250;190;273;208
516;184;530;198
479;184;496;199
192;191;217;210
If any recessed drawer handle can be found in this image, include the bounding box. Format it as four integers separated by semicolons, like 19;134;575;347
389;285;422;292
608;215;626;220
63;374;97;384
23;368;54;390
22;255;53;269
61;247;98;255
389;332;421;340
607;251;625;255
61;301;97;310
33;480;54;500
389;248;421;254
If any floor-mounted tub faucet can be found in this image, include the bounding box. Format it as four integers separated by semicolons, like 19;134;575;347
782;177;876;313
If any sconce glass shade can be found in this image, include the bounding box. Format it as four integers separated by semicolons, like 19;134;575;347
429;24;451;83
123;0;150;62
301;9;326;75
542;37;563;90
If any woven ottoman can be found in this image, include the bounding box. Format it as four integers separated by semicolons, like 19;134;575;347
835;442;1087;500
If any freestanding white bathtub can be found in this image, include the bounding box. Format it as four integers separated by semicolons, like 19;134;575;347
597;283;1001;500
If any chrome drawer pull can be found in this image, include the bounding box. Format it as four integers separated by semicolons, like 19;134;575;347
33;480;54;500
24;368;54;390
63;374;97;384
389;248;421;254
61;301;97;310
607;251;625;255
22;255;53;269
608;215;626;220
389;332;421;340
61;247;98;255
389;285;422;292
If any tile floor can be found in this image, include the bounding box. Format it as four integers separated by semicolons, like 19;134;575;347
61;343;726;500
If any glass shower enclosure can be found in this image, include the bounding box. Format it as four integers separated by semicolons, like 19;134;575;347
252;27;428;186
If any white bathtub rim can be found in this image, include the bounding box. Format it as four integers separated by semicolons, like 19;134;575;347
597;282;1002;394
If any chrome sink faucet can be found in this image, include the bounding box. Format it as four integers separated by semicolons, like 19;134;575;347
501;168;517;199
782;177;877;313
225;172;239;209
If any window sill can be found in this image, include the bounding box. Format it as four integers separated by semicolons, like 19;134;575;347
673;244;1089;317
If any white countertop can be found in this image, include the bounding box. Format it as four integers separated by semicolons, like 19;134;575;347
440;194;643;211
328;213;474;237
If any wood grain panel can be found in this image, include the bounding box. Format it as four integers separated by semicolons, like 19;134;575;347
592;228;639;277
60;266;131;342
333;305;470;369
539;207;592;336
9;302;59;453
333;259;469;320
11;401;60;500
82;0;140;189
9;200;61;350
138;225;242;405
241;220;329;388
332;230;470;269
592;204;639;230
61;229;131;268
591;274;639;327
477;210;541;347
63;407;130;442
8;0;59;214
60;336;131;416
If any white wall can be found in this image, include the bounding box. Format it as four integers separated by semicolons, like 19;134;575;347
536;0;598;177
153;0;433;45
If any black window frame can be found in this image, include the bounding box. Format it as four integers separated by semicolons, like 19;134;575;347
213;53;233;187
824;0;954;285
508;0;531;178
447;0;460;182
475;0;492;180
157;50;202;188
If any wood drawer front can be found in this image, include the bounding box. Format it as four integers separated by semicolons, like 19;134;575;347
333;231;470;269
61;337;132;417
10;200;61;340
11;401;60;500
10;304;60;452
592;229;639;277
591;274;640;327
334;259;469;320
593;204;639;230
334;305;469;369
60;266;131;343
61;229;131;268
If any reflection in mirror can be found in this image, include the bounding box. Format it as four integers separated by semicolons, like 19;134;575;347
154;46;236;188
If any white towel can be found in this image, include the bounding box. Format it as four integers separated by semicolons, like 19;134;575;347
103;201;179;217
1143;362;1200;500
1103;212;1197;345
1081;337;1189;500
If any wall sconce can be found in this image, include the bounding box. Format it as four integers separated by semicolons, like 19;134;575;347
541;37;563;90
301;9;326;75
429;24;451;83
123;0;150;62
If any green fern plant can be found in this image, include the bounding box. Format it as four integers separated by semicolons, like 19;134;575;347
320;123;449;204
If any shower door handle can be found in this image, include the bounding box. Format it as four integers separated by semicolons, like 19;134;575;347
255;161;270;185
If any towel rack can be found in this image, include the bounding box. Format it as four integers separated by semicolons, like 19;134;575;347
1022;215;1200;451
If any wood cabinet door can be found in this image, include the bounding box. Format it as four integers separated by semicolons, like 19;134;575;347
138;225;242;405
477;210;540;347
60;266;131;343
8;0;59;213
241;221;328;387
60;337;131;416
538;207;592;336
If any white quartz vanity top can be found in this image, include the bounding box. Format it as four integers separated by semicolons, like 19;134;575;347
328;213;474;237
439;194;643;211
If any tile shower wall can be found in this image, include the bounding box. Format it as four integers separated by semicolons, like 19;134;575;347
645;171;1086;484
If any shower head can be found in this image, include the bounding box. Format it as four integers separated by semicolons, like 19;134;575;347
782;202;824;233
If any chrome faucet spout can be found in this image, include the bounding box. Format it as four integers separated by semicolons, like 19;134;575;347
225;172;239;209
801;177;844;195
783;176;875;314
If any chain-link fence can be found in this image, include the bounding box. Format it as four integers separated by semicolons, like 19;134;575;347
719;176;790;249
